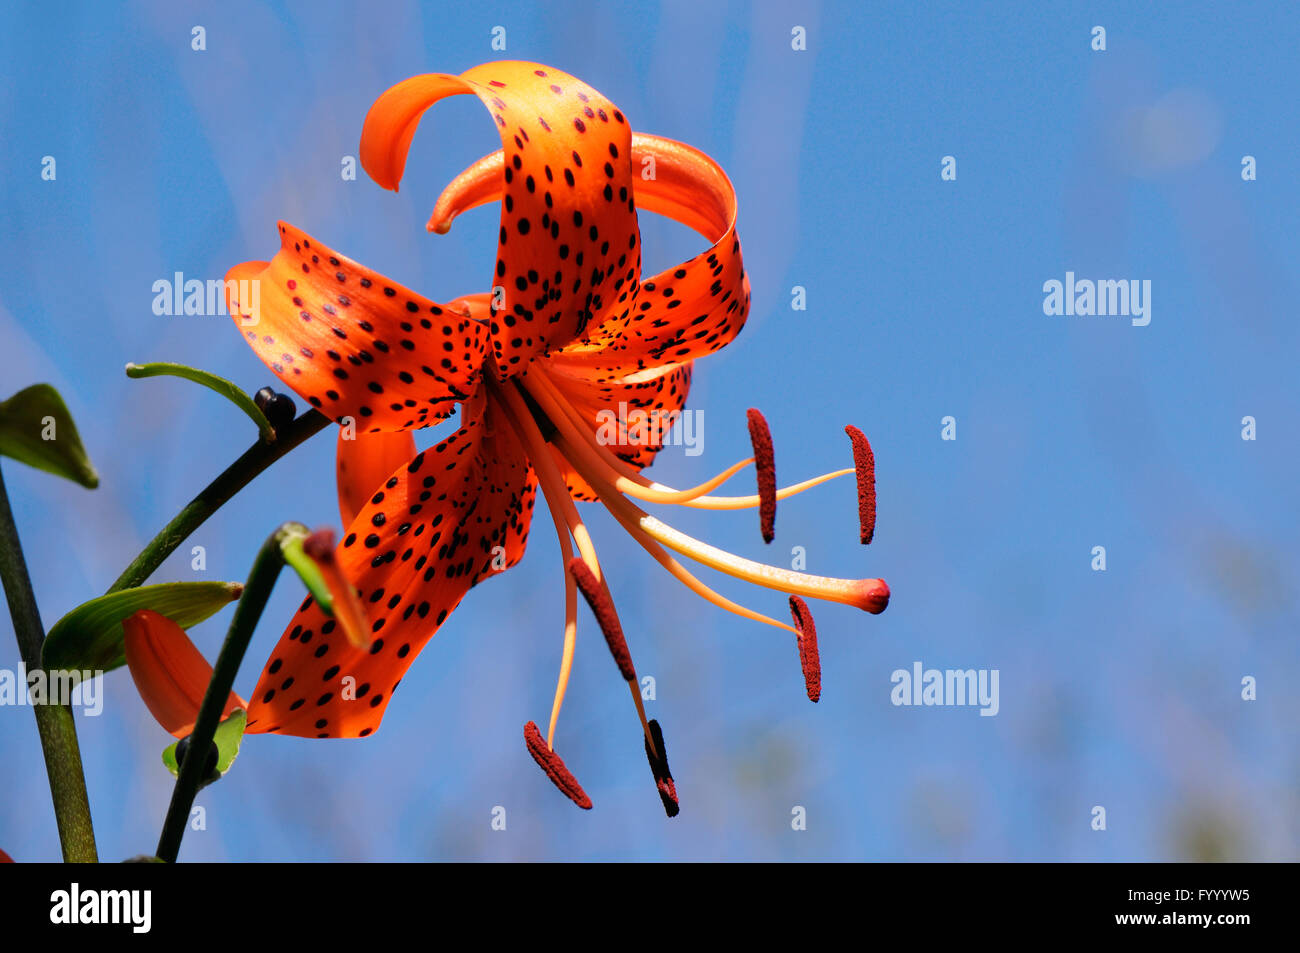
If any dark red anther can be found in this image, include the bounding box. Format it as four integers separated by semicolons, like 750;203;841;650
788;596;821;703
643;719;679;818
844;425;876;544
746;408;776;543
524;721;592;810
569;558;635;681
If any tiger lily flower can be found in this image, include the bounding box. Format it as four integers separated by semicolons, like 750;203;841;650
221;62;888;811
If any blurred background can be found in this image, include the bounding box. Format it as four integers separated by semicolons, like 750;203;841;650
1;0;1297;861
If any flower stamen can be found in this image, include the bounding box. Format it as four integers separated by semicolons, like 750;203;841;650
539;485;579;751
845;425;877;544
521;371;889;613
495;379;658;755
746;408;777;543
531;367;854;510
569;557;634;681
524;721;591;810
789;596;821;703
644;719;679;817
574;455;888;612
596;493;798;633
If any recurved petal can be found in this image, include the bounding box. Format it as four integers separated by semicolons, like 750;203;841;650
360;62;640;378
244;399;536;738
440;132;749;379
226;222;487;433
122;609;247;738
552;133;749;376
336;428;418;528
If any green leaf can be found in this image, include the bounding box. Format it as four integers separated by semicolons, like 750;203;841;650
162;710;247;789
0;384;99;488
42;581;243;673
125;362;275;443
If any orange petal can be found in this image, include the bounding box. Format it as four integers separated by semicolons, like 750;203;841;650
360;62;640;378
226;222;487;433
545;361;692;500
439;132;747;379
122;609;247;738
552;133;749;377
244;398;536;738
337;428;418;527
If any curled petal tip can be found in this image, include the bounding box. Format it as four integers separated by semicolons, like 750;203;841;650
644;719;679;818
788;596;821;703
524;721;592;810
429;147;502;238
569;558;634;680
746;408;776;543
844;425;877;544
302;528;373;649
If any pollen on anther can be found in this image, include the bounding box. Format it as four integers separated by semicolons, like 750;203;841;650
524;721;592;809
788;596;821;703
844;425;876;544
569;558;634;681
746;408;776;543
643;719;679;817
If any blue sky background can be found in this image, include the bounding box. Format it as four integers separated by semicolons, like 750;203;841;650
1;0;1297;861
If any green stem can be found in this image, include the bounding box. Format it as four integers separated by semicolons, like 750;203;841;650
155;526;293;863
108;410;330;593
0;462;98;862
